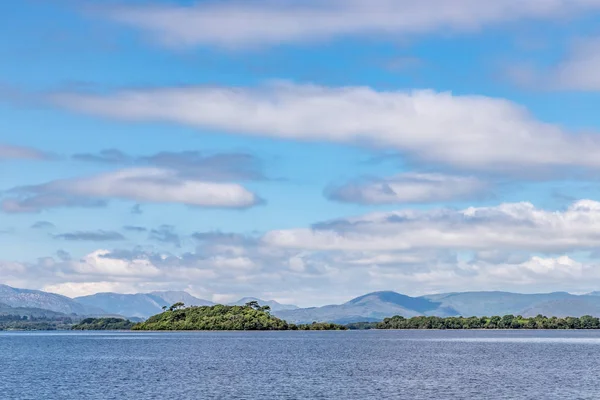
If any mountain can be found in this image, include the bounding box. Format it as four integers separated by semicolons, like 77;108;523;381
75;291;214;318
421;291;580;316
274;291;458;324
0;284;104;315
275;290;600;324
518;297;600;317
229;297;299;312
0;302;70;319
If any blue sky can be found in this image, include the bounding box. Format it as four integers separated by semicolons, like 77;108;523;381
4;0;600;305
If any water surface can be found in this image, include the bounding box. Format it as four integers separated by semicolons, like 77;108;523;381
1;330;599;399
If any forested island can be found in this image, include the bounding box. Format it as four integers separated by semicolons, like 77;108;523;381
374;314;600;329
132;301;347;331
72;317;135;330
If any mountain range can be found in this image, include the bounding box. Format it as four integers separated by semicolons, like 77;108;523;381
0;284;103;315
228;297;299;312
3;283;600;323
75;291;214;318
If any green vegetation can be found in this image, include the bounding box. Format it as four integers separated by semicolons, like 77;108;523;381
296;322;347;330
72;317;135;330
0;315;74;331
133;302;346;331
346;321;379;330
377;314;600;329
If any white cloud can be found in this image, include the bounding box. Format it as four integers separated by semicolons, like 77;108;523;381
327;173;487;204
264;200;600;252
70;249;163;278
2;167;260;212
366;255;600;294
52;83;600;172
43;281;142;298
10;200;600;303
106;0;600;48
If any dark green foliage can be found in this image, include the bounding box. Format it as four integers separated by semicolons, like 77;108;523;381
0;314;74;331
377;314;600;329
132;303;346;331
346;322;380;330
71;318;135;330
295;322;347;330
169;302;185;312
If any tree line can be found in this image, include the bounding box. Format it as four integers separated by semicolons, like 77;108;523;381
376;314;600;329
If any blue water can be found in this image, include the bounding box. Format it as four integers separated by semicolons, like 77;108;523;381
1;330;600;399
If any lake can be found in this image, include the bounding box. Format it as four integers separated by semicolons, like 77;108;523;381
1;330;599;399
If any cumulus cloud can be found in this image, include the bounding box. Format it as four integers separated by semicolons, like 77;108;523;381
365;255;600;294
0;144;53;161
53;230;126;242
8;198;600;303
326;173;487;204
1;167;261;213
105;0;600;48
265;200;600;253
52;83;600;173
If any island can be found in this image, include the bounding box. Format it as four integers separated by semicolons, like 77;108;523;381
132;301;347;331
72;317;135;330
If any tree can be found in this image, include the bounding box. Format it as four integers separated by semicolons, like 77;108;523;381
245;301;260;310
169;302;185;312
260;305;271;313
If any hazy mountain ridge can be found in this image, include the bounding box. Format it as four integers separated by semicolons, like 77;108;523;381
229;297;299;312
421;291;581;317
4;284;600;322
0;302;69;319
275;291;460;324
0;284;104;315
75;291;214;318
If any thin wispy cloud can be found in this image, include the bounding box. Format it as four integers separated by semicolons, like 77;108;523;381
30;221;56;229
54;230;126;242
105;0;600;48
508;37;600;91
0;144;54;161
52;82;600;173
326;173;488;204
72;149;266;181
1;167;261;213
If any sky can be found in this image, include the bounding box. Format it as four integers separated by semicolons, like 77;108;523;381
4;0;600;306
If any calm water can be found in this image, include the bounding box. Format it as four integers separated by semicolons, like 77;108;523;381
1;330;600;399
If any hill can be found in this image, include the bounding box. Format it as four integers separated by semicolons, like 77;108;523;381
0;284;104;315
229;297;298;312
420;291;598;316
274;291;459;324
518;297;600;317
75;291;213;318
132;303;346;331
0;303;71;319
